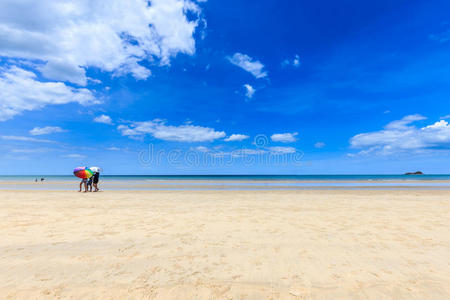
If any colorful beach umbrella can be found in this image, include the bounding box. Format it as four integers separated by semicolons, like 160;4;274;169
73;167;93;179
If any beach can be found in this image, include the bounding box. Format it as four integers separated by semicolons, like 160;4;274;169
1;189;449;299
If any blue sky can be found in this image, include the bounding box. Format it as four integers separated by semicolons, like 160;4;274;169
1;0;450;175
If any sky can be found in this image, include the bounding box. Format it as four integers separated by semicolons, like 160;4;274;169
1;0;450;175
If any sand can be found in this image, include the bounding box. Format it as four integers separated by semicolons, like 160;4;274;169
1;190;449;299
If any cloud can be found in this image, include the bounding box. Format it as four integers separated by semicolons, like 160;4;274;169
107;146;121;151
0;66;97;121
64;154;85;158
314;142;325;148
429;30;450;43
190;145;297;157
1;135;53;143
0;1;205;120
0;0;203;85
350;114;450;155
29;126;65;135
38;59;88;86
88;78;102;85
243;84;255;99
269;146;296;154
227;53;267;78
224;134;249;142
441;115;450;120
271;132;298;143
118;119;226;142
94;114;113;124
10;148;47;153
383;114;426;130
281;54;300;68
231;147;297;156
194;146;210;152
231;149;267;156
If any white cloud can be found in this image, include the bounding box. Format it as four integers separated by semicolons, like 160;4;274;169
243;84;255;99
107;146;121;151
231;147;297;156
224;134;250;142
10;148;47;153
269;146;296;154
0;66;97;121
314;142;325;148
94;114;113;124
441;115;450;120
293;55;300;67
194;146;210;152
189;145;297;157
271;132;298;143
88;78;102;85
227;53;267;78
350;114;450;155
231;149;267;156
118;119;226;142
423;120;449;130
38;59;87;86
64;154;85;158
0;0;203;85
383;114;426;130
29;126;65;135
281;54;300;68
1;135;53;143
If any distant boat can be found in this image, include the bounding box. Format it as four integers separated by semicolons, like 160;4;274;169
404;171;424;175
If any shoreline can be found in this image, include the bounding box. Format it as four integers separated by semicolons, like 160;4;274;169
2;179;450;191
3;179;450;183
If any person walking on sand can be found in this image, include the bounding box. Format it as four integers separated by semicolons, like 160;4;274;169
87;176;93;192
93;171;100;192
79;178;88;192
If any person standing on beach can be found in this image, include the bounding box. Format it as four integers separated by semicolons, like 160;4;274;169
87;176;93;192
79;178;87;192
93;171;100;192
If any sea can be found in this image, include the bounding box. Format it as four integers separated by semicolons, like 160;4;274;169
1;174;450;190
1;174;450;181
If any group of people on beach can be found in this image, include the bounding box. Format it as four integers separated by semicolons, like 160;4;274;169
79;171;100;192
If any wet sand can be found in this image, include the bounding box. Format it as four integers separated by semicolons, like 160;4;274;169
1;179;450;191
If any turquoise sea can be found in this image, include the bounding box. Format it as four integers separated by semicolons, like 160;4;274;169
2;174;450;181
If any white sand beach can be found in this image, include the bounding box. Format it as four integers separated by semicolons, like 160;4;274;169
1;190;449;299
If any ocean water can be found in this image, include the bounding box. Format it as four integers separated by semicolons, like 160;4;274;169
1;174;450;190
1;174;450;181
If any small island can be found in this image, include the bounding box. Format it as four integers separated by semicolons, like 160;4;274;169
404;171;424;175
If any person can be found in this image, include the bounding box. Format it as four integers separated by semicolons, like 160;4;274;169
79;178;87;192
87;176;93;192
93;171;100;192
